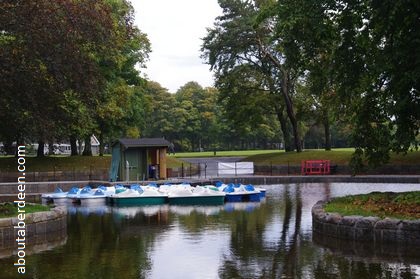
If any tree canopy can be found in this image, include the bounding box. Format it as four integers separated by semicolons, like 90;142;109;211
0;0;150;156
1;0;417;172
201;0;419;169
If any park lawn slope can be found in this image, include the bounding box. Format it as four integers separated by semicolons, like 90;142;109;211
245;149;420;166
0;155;185;172
173;149;282;158
324;191;420;220
246;149;353;165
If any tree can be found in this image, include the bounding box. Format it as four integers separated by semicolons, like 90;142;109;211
202;0;304;152
0;0;151;157
0;0;116;155
95;0;151;155
328;0;420;169
215;64;286;149
141;81;176;139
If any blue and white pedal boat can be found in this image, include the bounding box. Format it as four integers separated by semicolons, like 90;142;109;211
164;184;226;205
41;187;69;204
67;186;110;205
220;183;261;202
107;184;168;206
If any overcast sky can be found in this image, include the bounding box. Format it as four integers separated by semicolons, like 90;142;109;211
132;0;222;93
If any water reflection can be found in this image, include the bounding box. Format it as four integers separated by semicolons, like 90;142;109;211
0;183;419;278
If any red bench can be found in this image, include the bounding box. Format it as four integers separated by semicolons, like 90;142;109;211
301;160;330;175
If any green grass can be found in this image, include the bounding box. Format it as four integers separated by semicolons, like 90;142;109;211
245;148;420;166
0;203;51;218
245;149;354;165
0;154;186;172
0;148;418;172
172;149;282;158
324;191;420;220
166;156;185;168
0;155;111;172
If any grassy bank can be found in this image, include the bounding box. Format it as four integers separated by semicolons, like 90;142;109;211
324;191;420;220
245;149;420;166
246;149;353;165
172;149;282;158
0;155;184;172
0;203;51;218
0;148;418;172
175;148;420;166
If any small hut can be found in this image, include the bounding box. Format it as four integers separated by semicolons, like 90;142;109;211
109;138;170;181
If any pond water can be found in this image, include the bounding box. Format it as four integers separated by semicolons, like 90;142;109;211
1;183;419;279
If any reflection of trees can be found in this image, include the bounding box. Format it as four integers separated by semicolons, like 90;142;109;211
269;186;302;278
24;209;172;279
218;200;276;279
175;209;225;234
217;184;420;279
217;188;285;278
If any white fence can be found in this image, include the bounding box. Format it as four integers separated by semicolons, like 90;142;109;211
217;162;254;176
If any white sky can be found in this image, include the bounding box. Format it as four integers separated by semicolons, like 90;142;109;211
132;0;222;93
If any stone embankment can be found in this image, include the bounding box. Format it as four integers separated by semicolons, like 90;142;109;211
312;201;420;245
0;206;67;255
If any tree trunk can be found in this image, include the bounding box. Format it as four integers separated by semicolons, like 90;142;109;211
323;111;332;151
37;140;45;157
70;136;78;156
280;70;302;152
258;48;302;152
276;107;293;152
82;136;92;156
48;142;54;155
78;139;83;155
99;132;104;156
14;136;24;157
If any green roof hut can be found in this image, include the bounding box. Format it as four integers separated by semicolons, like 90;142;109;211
109;138;170;182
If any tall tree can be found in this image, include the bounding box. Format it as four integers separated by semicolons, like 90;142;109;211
328;0;420;169
0;0;151;157
202;0;303;152
0;0;117;156
95;0;151;155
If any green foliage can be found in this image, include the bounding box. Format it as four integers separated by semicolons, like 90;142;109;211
202;0;305;152
393;192;420;205
202;0;419;171
2;0;417;165
328;0;420;170
0;0;151;156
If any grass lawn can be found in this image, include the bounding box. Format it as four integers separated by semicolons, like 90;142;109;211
245;149;353;165
0;148;418;172
324;191;420;220
245;149;420;166
0;154;185;172
0;203;51;218
172;149;282;158
0;155;112;172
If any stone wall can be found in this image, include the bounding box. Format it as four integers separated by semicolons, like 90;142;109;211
0;206;67;256
312;201;420;245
